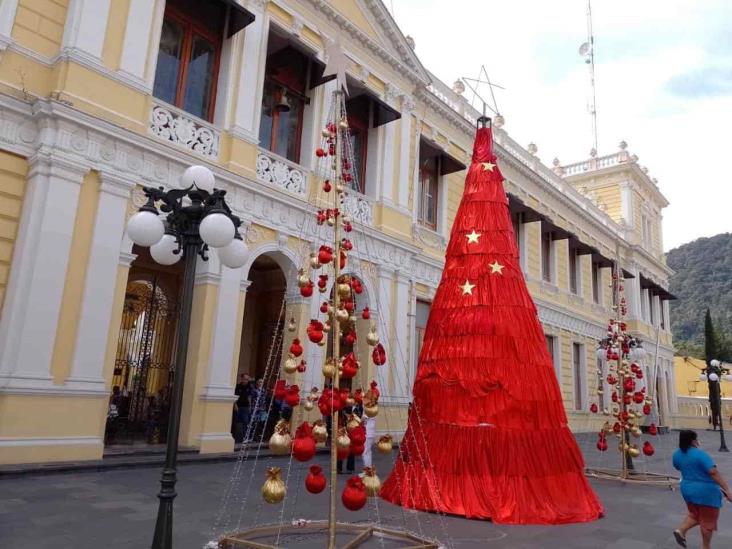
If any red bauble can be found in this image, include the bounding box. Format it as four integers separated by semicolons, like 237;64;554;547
623;394;632;405
612;422;621;433
621;411;630;423
372;343;386;366
305;465;326;494
340;250;347;269
274;379;287;401
289;339;303;357
623;378;635;392
361;307;370;320
318;246;334;265
296;360;307;373
343;300;354;313
352;280;363;294
633;392;644;404
648;423;658;436
340;352;359;379
285;385;300;407
342;476;367;511
350;443;365;456
590;403;598;413
611;392;619;403
607;375;617;385
343;173;352;182
320;302;330;314
348;424;366;445
329;144;335;155
339;387;350;403
341;238;353;251
636;371;644;380
315;147;326;157
307;319;324;343
337;446;350;460
343;331;357;346
643;404;651;415
300;281;314;297
293;423;316;462
596;440;608;452
642;441;655;456
323;180;332;193
344;222;353;233
369;381;380;399
316;211;327;225
353;388;363;404
318;389;342;416
318;274;328;289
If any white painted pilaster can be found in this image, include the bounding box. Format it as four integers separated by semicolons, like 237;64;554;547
202;264;248;399
397;96;415;209
231;3;269;143
393;273;411;399
66;173;135;392
620;181;633;227
0;0;19;50
379;122;395;205
61;0;112;64
376;266;394;399
0;157;87;389
118;0;157;87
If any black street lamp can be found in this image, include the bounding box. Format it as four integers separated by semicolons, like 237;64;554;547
126;166;249;549
700;359;731;453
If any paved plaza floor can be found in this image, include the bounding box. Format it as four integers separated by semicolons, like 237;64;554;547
1;430;732;548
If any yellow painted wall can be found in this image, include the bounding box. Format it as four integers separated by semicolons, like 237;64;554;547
50;169;98;384
0;152;28;316
12;0;68;58
101;0;130;70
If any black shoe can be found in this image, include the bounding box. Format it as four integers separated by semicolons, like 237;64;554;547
673;530;686;548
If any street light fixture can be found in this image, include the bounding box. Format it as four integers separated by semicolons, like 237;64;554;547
126;165;248;549
699;359;730;452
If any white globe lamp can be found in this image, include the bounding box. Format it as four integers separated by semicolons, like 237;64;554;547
181;165;215;193
699;373;708;381
217;235;248;269
150;233;181;266
711;359;721;368
709;372;720;382
127;210;164;247
199;212;235;248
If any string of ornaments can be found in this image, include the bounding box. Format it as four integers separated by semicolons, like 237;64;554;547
261;92;391;511
592;268;656;459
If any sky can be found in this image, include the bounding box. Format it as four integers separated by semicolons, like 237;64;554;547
387;0;732;251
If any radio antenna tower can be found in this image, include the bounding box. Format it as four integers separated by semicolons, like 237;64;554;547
579;0;598;153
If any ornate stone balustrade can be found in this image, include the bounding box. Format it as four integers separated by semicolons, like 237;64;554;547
562;150;634;176
342;191;374;225
255;150;308;195
149;100;220;159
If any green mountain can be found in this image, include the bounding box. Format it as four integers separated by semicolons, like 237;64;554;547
667;233;732;360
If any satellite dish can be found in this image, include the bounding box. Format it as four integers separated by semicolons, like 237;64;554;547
579;42;590;56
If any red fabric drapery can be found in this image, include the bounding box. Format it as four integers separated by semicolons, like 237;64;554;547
379;127;603;524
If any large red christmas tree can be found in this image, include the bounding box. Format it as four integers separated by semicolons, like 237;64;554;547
379;126;604;524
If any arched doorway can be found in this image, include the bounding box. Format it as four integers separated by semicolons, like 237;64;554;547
104;246;183;446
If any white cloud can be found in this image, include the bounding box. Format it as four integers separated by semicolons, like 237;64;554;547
390;0;732;250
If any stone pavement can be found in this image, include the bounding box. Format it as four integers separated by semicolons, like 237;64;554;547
1;430;731;548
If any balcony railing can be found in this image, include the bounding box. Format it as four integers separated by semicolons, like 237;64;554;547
255;149;308;196
149;100;220;159
562;150;633;176
342;191;374;225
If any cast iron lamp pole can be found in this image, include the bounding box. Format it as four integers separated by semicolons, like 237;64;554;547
700;359;731;453
126;166;249;549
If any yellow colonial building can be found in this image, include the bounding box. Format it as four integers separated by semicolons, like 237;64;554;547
0;0;676;465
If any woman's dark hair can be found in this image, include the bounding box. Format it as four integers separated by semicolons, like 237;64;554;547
679;430;698;453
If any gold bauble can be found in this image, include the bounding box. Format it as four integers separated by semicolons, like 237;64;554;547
596;388;604;395
337;283;351;298
336;430;351;450
364;403;379;418
309;254;321;269
323;320;332;332
304;399;314;411
362;467;381;497
366;327;379;346
628;445;641;458
283;357;298;375
630;426;641;438
327;216;335;227
287;318;297;332
347;414;361;430
336;309;350;323
268;431;292;455
336;183;345;193
313;422;328;443
297;271;310;288
644;396;653;405
262;467;286;504
376;435;393;454
317;340;326;347
339;118;349;129
344;396;355;407
322;359;336;378
349;315;357;324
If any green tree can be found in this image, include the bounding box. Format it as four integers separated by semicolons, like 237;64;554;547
705;308;719;365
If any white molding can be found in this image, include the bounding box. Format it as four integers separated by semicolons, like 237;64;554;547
0;436;102;447
197;432;235;442
118;0;156;86
0;0;19;49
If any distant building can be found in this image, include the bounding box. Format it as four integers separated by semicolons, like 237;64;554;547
674;356;732;428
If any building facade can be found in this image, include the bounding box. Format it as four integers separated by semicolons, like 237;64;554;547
0;0;675;465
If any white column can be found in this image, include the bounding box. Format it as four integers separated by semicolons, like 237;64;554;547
620;181;633;227
61;0;112;64
66;173;135;391
0;0;19;50
379;121;395;206
231;2;269;143
627;270;641;320
393;273;411;400
0;157;87;388
118;0;157;86
202;264;248;399
376;267;394;400
397;96;415;209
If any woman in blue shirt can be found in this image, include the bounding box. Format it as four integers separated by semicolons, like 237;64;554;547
673;430;731;548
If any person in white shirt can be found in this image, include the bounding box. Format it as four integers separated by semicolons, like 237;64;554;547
361;410;377;468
